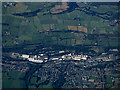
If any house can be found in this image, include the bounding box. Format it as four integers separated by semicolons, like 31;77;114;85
21;54;29;59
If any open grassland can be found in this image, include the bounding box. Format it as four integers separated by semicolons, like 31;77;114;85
2;71;26;88
2;2;119;49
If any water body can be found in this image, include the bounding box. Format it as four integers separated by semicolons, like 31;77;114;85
12;4;56;17
23;63;44;88
1;23;9;26
12;2;78;17
13;9;41;17
12;2;118;21
3;41;115;55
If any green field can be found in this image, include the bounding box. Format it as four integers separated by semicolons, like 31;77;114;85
2;2;119;48
2;71;26;88
2;2;119;88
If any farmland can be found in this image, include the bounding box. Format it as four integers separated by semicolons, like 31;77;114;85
2;2;120;89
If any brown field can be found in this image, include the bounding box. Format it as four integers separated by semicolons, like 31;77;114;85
68;26;78;30
68;26;88;33
50;2;69;14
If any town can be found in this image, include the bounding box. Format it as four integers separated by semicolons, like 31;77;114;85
2;48;119;88
11;48;119;64
2;2;119;88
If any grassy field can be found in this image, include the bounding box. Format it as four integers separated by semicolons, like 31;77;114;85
27;71;53;88
2;71;26;88
2;2;119;50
